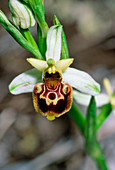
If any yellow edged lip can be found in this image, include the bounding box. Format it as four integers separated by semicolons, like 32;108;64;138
33;69;73;121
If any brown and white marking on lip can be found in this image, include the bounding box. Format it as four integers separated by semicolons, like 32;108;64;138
33;65;72;120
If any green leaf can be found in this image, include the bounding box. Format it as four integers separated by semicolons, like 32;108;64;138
37;24;46;58
0;10;43;60
97;103;112;129
19;28;39;50
21;0;29;4
85;141;108;170
28;0;48;37
85;96;97;143
68;102;85;135
53;15;69;59
84;97;108;169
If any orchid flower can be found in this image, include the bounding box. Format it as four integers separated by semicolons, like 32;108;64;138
73;78;115;109
9;25;100;120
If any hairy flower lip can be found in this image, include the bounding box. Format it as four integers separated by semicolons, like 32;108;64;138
33;81;73;120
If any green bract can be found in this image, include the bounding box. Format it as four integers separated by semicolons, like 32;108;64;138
9;0;35;29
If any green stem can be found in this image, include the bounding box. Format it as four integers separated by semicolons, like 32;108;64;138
37;23;46;58
68;102;85;135
28;0;48;38
97;103;112;129
85;142;108;170
85;96;97;142
0;10;43;60
85;97;108;170
20;28;39;50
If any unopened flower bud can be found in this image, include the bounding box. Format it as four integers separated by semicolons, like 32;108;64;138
9;0;35;29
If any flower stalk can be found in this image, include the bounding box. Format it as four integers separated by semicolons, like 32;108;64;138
37;24;46;58
28;0;48;37
85;97;108;170
0;10;43;60
19;28;39;50
97;103;112;129
68;102;85;135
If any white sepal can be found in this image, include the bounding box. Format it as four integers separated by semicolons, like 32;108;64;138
27;58;48;71
46;25;62;62
62;67;100;96
73;90;109;107
9;69;42;95
9;0;35;29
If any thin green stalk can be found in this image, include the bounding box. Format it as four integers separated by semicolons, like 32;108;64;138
68;102;85;135
28;0;48;38
86;142;108;170
97;103;112;129
37;24;46;58
20;28;39;50
85;97;108;170
85;96;97;142
0;10;43;60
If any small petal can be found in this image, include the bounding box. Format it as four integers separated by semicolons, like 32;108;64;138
62;67;100;95
27;58;48;71
9;0;35;29
103;78;113;96
55;58;74;71
9;69;42;95
73;90;109;107
46;25;62;62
